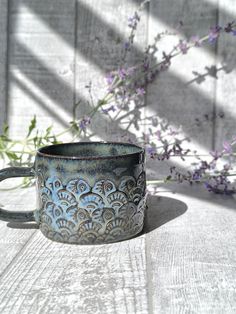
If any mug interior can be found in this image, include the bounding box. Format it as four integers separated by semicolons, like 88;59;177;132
38;142;143;159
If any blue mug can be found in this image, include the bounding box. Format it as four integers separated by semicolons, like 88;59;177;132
0;142;146;244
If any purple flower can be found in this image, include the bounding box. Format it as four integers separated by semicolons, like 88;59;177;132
209;160;216;170
128;12;140;29
124;42;130;50
168;128;178;136
232;30;236;36
136;87;146;96
101;109;109;114
143;60;149;71
106;73;114;85
126;66;135;75
210;150;222;159
223;141;232;153
147;71;156;82
79;116;91;130
178;40;188;54
146;146;156;158
101;105;116;114
118;68;127;80
223;163;231;171
208;26;221;43
118;92;129;102
224;22;234;33
192;171;201;180
204;178;235;195
156;130;161;140
204;182;212;191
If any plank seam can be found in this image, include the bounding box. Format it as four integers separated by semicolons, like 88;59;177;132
73;0;78;118
4;0;11;126
144;0;150;150
145;213;154;314
212;0;220;150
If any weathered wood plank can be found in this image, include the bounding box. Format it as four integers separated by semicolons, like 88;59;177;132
75;0;148;141
0;183;236;313
215;0;236;149
0;0;8;131
0;184;36;275
0;231;148;314
145;0;218;180
7;0;76;139
146;184;236;313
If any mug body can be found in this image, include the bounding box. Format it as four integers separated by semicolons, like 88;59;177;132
34;142;146;244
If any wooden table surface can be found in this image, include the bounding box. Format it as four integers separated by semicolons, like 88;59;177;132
0;181;235;314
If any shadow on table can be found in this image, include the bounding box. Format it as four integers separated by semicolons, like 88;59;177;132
142;194;188;234
6;195;188;233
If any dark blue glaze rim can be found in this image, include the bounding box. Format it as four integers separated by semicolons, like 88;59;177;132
37;141;145;160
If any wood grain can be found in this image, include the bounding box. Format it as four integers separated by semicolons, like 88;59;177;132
0;184;36;275
7;0;76;139
0;183;236;313
0;231;149;314
146;184;236;314
0;0;8;131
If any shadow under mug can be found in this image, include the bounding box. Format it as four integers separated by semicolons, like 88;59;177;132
0;142;146;244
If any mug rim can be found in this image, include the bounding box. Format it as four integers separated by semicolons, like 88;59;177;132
37;141;145;160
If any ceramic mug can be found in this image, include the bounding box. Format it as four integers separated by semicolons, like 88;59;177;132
0;142;146;244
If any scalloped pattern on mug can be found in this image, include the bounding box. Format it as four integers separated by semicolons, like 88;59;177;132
39;172;146;244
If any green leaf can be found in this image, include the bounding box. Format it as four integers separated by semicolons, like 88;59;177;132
27;115;37;138
45;126;53;138
5;151;20;160
165;175;172;182
50;135;60;145
98;99;107;106
70;120;79;133
0;123;11;142
3;123;9;135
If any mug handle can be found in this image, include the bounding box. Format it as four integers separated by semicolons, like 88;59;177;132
0;166;36;222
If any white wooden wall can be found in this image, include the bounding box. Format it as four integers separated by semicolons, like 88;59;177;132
0;0;236;177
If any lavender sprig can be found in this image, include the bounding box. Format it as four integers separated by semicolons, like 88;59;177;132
164;139;236;194
1;4;236;193
104;21;236;117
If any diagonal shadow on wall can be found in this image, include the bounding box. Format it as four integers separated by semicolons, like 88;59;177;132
10;43;236;210
12;0;234;65
8;1;217;142
11;41;218;148
4;0;236;205
8;0;236;149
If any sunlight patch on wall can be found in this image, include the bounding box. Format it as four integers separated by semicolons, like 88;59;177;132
8;70;73;139
205;0;236;17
